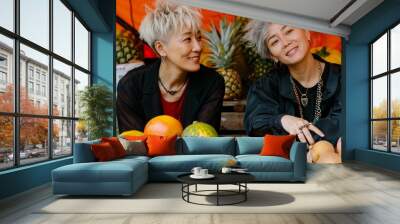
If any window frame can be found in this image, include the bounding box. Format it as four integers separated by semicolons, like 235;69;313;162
370;20;400;154
0;0;92;171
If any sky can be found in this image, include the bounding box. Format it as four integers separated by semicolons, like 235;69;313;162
372;31;400;111
0;0;89;74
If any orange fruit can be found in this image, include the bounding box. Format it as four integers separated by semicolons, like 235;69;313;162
120;130;144;138
310;140;342;164
144;115;183;137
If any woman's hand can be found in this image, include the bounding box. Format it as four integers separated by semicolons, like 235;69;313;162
281;115;325;145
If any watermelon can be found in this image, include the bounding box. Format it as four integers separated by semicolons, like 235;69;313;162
182;121;218;137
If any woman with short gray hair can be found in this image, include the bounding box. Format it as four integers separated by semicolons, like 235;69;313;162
117;0;225;133
244;20;342;163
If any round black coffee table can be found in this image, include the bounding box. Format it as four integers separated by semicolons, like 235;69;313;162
177;173;255;206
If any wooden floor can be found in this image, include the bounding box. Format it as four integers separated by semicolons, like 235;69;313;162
1;162;400;224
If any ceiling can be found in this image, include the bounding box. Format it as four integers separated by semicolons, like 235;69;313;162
177;0;384;37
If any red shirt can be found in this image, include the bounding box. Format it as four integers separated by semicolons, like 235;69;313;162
160;88;187;122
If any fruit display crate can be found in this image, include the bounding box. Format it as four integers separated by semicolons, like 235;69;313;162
220;100;247;136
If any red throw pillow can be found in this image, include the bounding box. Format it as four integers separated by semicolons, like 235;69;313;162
146;135;177;157
102;137;127;158
91;142;117;161
260;134;296;159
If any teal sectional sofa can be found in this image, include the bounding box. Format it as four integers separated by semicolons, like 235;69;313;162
52;137;307;196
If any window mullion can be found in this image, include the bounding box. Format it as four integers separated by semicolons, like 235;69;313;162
13;0;20;167
71;11;76;155
49;0;54;160
370;45;373;149
387;29;391;152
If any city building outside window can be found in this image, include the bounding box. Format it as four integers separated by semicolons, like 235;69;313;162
0;71;7;85
35;83;40;95
0;54;7;67
42;85;46;97
28;67;34;80
28;81;34;94
35;70;40;81
41;73;46;83
0;54;7;87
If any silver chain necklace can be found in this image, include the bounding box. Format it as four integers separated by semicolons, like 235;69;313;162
290;62;323;123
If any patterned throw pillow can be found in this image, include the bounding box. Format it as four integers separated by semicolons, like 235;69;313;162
119;137;147;156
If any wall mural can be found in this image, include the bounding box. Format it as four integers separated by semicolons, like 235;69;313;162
116;0;343;164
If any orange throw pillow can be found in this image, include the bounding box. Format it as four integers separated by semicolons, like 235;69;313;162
124;135;147;141
146;135;177;157
260;134;296;159
102;137;127;158
91;142;117;161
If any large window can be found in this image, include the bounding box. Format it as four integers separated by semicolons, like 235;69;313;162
0;0;91;171
370;23;400;153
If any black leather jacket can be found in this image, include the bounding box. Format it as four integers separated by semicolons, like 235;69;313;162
244;57;342;144
117;59;225;133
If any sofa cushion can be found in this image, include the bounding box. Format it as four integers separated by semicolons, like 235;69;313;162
114;155;150;164
236;155;293;172
52;158;147;183
178;137;235;155
235;137;263;155
148;154;235;172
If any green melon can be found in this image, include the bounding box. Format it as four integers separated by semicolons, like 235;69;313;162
182;121;218;137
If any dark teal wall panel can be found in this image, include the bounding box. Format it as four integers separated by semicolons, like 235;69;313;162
91;0;116;135
92;33;114;87
355;149;400;172
0;158;72;199
343;44;369;159
65;0;110;32
349;0;400;45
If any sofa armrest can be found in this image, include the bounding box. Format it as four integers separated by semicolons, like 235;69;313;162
73;140;100;163
289;141;307;181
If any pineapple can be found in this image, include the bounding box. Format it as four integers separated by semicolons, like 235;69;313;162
116;29;143;64
204;18;243;100
241;31;274;81
235;16;274;82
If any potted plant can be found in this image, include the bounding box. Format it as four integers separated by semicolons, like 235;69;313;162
79;84;113;140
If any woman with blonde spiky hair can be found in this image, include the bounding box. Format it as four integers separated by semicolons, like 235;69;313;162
117;0;225;133
244;20;342;163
